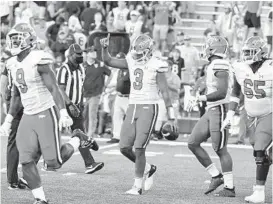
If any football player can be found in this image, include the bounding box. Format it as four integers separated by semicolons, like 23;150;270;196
0;23;93;204
186;36;235;197
100;34;177;195
222;36;272;203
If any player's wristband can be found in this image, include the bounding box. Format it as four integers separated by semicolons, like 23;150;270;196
227;110;235;118
5;114;13;123
167;106;175;120
198;95;207;102
60;109;69;117
230;96;240;104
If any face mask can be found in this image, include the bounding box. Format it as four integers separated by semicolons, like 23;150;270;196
75;56;83;64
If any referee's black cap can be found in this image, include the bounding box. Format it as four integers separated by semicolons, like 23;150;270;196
68;44;83;55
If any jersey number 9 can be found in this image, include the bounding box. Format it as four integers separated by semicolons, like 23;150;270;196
244;79;266;99
16;68;28;93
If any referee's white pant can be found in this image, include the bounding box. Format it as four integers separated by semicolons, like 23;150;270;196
112;94;129;140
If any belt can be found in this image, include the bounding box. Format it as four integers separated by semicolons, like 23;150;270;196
118;93;129;97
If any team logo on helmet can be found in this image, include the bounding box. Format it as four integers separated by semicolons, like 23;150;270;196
6;23;37;56
130;34;154;63
242;36;268;64
202;36;229;60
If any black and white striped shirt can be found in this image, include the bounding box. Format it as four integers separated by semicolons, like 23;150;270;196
56;61;85;105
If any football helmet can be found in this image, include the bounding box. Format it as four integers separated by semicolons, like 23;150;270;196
161;122;179;141
130;34;154;63
241;36;268;64
203;36;229;60
6;23;37;56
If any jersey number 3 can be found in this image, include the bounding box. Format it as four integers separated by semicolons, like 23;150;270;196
16;68;28;93
244;79;266;99
133;68;143;90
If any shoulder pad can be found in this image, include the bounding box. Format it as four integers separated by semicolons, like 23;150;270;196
212;59;230;71
263;59;273;67
33;50;54;65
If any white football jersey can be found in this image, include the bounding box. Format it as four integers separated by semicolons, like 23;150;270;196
206;59;233;109
126;55;168;104
233;60;273;117
74;32;87;50
7;50;55;115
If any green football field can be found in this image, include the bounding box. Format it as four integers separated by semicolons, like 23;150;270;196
1;136;272;204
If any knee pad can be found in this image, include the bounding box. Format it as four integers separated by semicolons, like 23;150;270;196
45;159;62;170
254;150;270;166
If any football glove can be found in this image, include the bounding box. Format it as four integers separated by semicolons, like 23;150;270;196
221;110;235;131
186;95;198;112
0;114;13;137
59;109;73;131
100;33;110;48
67;102;81;118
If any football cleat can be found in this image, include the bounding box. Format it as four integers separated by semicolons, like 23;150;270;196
245;185;265;203
144;165;157;190
125;186;142;195
33;199;48;204
204;174;224;194
215;187;236;197
18;178;29;189
85;162;104;174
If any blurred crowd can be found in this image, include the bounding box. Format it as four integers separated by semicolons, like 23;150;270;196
0;1;272;141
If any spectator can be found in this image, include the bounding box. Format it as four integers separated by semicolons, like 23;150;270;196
152;1;170;53
46;1;67;21
89;12;107;34
65;1;84;18
83;46;111;138
68;7;82;32
243;1;263;41
80;2;100;35
51;22;75;58
110;1;130;31
231;14;246;59
125;10;142;41
106;15;115;32
32;17;48;44
17;1;33;24
96;2;106;18
168;49;185;79
176;35;200;84
107;52;129;144
216;4;234;45
178;2;196;19
73;28;87;51
46;15;65;47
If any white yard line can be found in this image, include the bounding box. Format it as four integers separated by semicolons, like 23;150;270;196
0;143;118;173
174;154;219;159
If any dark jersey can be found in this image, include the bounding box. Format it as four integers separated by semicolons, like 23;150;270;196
168;57;185;79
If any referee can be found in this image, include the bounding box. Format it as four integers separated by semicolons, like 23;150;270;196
57;44;104;174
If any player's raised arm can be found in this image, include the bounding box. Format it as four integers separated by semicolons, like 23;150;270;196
100;34;128;69
37;64;66;110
